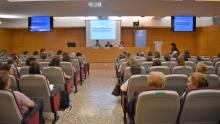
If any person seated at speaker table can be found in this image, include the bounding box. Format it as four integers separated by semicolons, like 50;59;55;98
176;55;185;66
119;41;125;47
105;41;113;48
49;56;70;79
126;71;166;124
170;42;180;55
0;70;35;114
94;40;102;48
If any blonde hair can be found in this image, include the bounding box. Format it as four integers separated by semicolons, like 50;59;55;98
176;55;185;66
126;58;138;67
196;63;207;73
147;71;166;88
190;72;208;88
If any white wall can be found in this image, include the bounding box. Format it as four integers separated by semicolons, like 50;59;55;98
0;16;214;28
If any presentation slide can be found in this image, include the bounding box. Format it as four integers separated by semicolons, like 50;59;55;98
90;20;116;40
29;16;51;32
174;16;194;32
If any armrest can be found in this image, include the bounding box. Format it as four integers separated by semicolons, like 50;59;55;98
64;79;72;94
22;99;43;124
50;86;61;113
121;91;128;113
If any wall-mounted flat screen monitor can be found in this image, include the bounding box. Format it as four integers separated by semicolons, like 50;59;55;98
28;16;53;32
171;16;196;32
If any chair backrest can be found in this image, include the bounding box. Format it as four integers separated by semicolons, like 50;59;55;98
206;66;216;74
188;58;197;63
198;61;213;66
185;61;196;71
172;66;193;76
20;62;26;67
61;62;74;80
217;67;220;76
165;74;188;96
127;75;148;101
205;74;220;88
214;61;220;71
118;58;125;67
141;62;153;73
39;62;49;71
71;59;80;74
162;61;176;70
135;90;180;124
10;75;19;91
19;66;29;76
11;67;19;79
213;58;219;64
42;67;65;91
201;57;211;61
118;62;127;74
19;75;51;112
149;66;170;75
123;67;145;82
179;89;220;124
0;90;22;123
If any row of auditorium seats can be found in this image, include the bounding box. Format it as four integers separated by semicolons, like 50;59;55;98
0;53;90;123
125;89;220;124
115;54;220;124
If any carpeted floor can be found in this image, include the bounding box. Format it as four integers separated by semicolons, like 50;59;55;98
45;63;123;124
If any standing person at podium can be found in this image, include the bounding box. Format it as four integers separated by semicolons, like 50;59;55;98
170;42;180;55
105;41;113;48
94;40;102;48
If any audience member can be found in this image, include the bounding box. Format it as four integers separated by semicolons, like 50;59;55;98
127;71;166;124
94;40;101;48
20;51;29;61
176;55;185;66
120;64;142;92
183;50;191;61
29;62;41;74
164;54;171;61
32;50;39;59
154;51;161;59
26;57;37;66
105;41;113;47
152;59;162;66
196;63;207;74
0;70;35;114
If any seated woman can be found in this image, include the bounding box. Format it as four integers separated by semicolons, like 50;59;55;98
186;72;208;91
183;50;191;61
62;52;76;73
164;54;171;61
196;63;207;74
0;70;35;114
120;64;142;92
49;56;70;79
25;57;37;66
127;71;166;124
176;55;185;66
0;64;14;75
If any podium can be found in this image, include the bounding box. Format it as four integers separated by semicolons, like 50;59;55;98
154;41;163;54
